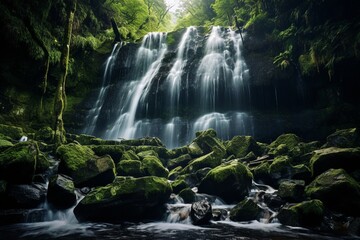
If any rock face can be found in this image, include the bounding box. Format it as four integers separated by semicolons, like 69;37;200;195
277;200;324;228
305;168;360;216
198;161;253;203
57;143;116;187
47;174;77;209
190;200;212;225
0;142;39;183
230;198;261;222
310;147;360;176
74;176;172;222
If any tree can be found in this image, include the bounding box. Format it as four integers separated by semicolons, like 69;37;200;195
53;0;77;146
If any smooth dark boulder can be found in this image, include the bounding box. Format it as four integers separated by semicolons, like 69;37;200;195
74;176;172;222
57;143;116;187
230;198;261;222
179;188;196;203
0;142;39;183
277;200;324;228
190;200;212;225
198;161;253;203
0;209;47;225
5;184;46;208
47;174;77;209
305;168;360;215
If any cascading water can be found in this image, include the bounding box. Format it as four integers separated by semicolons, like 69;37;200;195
84;27;252;148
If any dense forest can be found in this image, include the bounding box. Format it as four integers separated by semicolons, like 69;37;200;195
1;1;360;239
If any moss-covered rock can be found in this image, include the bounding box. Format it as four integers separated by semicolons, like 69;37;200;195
35;152;51;174
74;176;172;222
166;146;190;159
47;174;77;209
142;156;169;178
310;147;360;176
171;179;188;194
34;126;54;143
278;179;305;202
181;147;224;174
0;142;39;183
251;161;271;183
121;137;164;147
179;188;196;203
121;150;140;161
198;161;253;203
226;136;262;158
269;133;301;149
188;142;204;157
57;143;116;187
193;129;226;154
90;145;127;163
137;150;159;159
0;124;24;140
268;156;292;180
168;166;183;180
133;146;168;159
325;128;360;148
230;198;261;221
305;168;360;215
277;200;324;228
116;160;143;177
167;154;192;170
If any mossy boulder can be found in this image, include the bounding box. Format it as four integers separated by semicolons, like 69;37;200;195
142;156;169;178
0;142;39;183
179;188;196;203
133;146;168;159
121;137;164;147
230;198;261;222
90;145;127;163
198;161;253;203
34;126;54;143
277;200;324;228
251;161;271;183
188;142;204;157
35;152;51;174
167;146;190;159
57;143;116;187
171;179;188;194
137;150;159;159
226;136;262;158
310;147;360;176
269;133;301;149
47;174;77;209
193;129;226;154
117;160;143;177
278;179;305;202
168;166;183;180
181;147;224;174
325;128;360;148
305;168;360;215
0;124;24;140
74;176;172;222
167;154;192;170
269;156;311;184
121;150;140;161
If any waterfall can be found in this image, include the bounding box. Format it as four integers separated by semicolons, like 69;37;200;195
84;27;252;148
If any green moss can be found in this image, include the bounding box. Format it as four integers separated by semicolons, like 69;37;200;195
167;146;190;159
117;160;142;177
251;161;270;182
142;156;169;178
90;145;126;163
137;150;159;159
0;141;39;183
34;126;54;142
0;139;13;151
181;148;223;174
168;166;183;180
133;146;168;159
0;124;24;140
188;142;204;157
121;150;140;161
56;143;94;172
269;156;291;176
226;136;261;158
167;154;192;170
269;134;300;149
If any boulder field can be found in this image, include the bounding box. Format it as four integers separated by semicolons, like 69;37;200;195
0;124;360;236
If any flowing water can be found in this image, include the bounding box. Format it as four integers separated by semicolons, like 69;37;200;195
83;27;254;148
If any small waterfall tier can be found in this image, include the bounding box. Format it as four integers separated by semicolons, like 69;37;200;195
84;26;253;148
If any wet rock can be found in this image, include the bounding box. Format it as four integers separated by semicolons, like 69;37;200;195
171;179;188;194
230;198;261;222
190;200;212;225
310;147;360;176
141;156;169;178
277;200;324;228
5;183;46;208
325;128;360;148
179;188;196;203
117;160;143;177
198;161;253;203
0;124;24;140
263;193;285;210
47;174;77;209
278;179;305;202
212;208;228;221
226;136;262;158
90;145;127;163
33;175;47;184
0;209;47;225
167;154;192;170
0;142;39;183
305;168;360;216
74;176;172;222
57;143;116;187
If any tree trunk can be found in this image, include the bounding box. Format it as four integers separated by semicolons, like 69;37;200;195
111;18;122;43
53;0;77;146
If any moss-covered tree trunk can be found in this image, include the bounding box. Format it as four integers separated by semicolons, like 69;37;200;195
53;0;77;146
